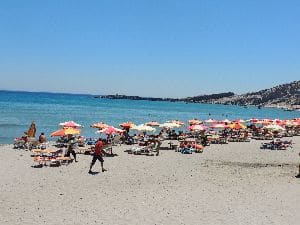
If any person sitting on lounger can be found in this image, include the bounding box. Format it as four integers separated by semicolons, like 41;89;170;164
88;139;107;174
39;133;47;144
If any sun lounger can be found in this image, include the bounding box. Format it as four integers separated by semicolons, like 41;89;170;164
57;156;72;165
13;139;26;149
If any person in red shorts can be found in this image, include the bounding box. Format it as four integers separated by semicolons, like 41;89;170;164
88;139;107;174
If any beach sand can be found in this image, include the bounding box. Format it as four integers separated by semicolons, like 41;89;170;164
0;137;300;225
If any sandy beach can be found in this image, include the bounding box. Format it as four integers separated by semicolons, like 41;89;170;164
0;137;300;225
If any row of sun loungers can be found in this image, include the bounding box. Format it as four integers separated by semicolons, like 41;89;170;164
31;149;73;167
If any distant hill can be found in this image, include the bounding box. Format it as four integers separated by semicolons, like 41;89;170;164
182;92;235;103
184;80;300;110
97;81;300;110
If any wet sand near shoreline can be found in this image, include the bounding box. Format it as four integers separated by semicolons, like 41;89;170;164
0;137;300;225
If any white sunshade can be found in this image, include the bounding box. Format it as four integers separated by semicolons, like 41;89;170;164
263;124;286;131
159;122;181;129
132;124;156;132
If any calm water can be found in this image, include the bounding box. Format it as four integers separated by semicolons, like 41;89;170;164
0;90;299;144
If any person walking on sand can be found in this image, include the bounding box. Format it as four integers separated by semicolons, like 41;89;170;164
65;144;78;162
88;138;107;174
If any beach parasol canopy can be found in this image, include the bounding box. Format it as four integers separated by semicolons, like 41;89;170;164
189;124;207;131
261;119;273;124
234;119;246;123
167;120;185;126
229;123;246;130
159;122;181;129
51;128;81;137
132;124;156;132
145;121;160;127
97;126;125;135
221;119;231;124
205;119;218;124
210;123;228;129
263;124;286;131
119;122;135;129
59;121;82;128
91;122;109;130
284;120;299;127
188;119;203;125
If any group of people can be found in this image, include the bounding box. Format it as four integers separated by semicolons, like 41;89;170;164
19;121;300;177
178;141;204;154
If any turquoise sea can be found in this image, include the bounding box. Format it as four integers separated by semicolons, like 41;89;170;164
0;90;299;144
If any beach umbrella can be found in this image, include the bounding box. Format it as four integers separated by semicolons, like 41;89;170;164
132;124;156;132
145;121;160;127
263;124;285;131
51;128;81;137
59;121;82;128
210;123;229;129
119;122;135;129
273;119;283;125
221;119;231;124
188;119;203;125
261;119;273;125
159;122;181;129
167;120;185;126
229;123;246;130
91;122;109;130
205;119;217;124
234;119;246;123
248;118;259;123
97;126;125;135
189;124;207;131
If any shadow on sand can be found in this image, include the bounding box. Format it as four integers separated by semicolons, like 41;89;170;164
88;171;100;175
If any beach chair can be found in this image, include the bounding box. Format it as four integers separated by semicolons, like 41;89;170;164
57;156;72;165
129;145;151;155
27;138;40;150
13;139;26;149
33;156;45;168
181;148;193;154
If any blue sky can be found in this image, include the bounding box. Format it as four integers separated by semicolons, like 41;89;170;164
0;0;299;97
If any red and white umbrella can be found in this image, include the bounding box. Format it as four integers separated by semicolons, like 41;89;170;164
97;126;125;135
59;121;82;128
188;124;207;131
167;120;185;126
210;123;228;129
205;119;218;124
221;119;231;124
119;122;135;129
145;121;160;127
248;118;259;123
234;119;246;123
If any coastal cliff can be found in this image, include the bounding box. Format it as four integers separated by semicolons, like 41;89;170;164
199;80;300;110
97;80;300;110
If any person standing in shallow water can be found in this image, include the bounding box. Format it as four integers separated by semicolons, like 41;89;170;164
89;138;107;174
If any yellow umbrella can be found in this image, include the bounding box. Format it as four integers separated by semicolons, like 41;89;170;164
229;123;246;130
51;128;81;137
